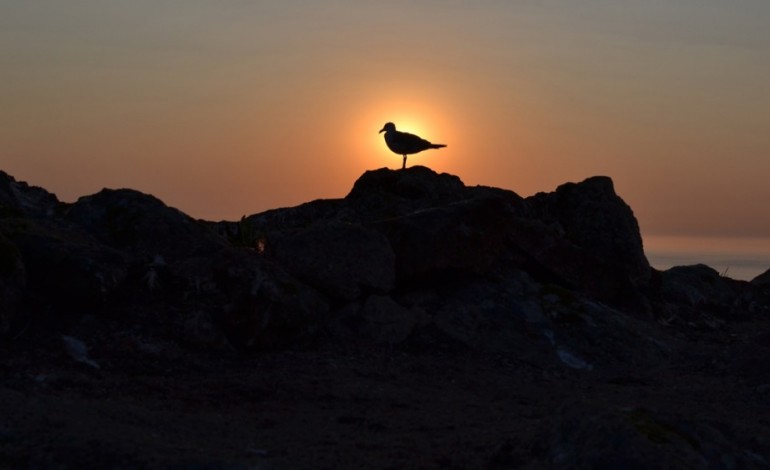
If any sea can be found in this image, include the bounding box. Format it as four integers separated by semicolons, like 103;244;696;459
643;235;770;282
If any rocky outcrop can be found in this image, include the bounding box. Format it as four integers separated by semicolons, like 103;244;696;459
65;188;226;263
0;176;130;321
371;195;517;285
527;176;650;284
346;166;470;220
0;170;59;218
211;248;329;350
520;176;651;311
0;231;25;336
263;221;395;301
1;218;128;318
328;294;419;346
0;166;768;359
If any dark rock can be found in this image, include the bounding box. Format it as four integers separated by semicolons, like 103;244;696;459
401;273;539;354
747;268;770;314
0;170;60;218
264;221;395;301
538;405;768;469
0;217;127;319
0;231;25;336
245;198;348;232
178;309;232;352
514;177;651;311
211;249;329;350
398;268;669;369
327;295;419;345
537;283;674;370
526;176;650;285
427;278;532;353
661;264;738;307
212;199;351;252
345;166;469;220
372;195;517;285
0;166;766;360
215;168;698;349
655;264;757;325
505;218;649;312
65;188;226;263
751;268;770;287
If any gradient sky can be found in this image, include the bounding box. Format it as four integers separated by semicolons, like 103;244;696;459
2;1;769;238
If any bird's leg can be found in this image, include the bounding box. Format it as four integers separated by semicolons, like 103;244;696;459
402;155;407;170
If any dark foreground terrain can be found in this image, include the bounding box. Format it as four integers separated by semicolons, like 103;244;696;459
3;327;770;469
1;167;769;468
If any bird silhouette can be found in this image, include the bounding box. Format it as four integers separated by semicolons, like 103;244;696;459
379;122;446;169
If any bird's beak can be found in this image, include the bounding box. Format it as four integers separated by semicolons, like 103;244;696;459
378;127;385;133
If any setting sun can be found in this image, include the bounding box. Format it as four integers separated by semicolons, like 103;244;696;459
343;92;453;173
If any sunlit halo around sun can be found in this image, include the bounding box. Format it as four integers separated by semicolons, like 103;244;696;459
374;117;431;167
340;83;455;172
352;111;447;170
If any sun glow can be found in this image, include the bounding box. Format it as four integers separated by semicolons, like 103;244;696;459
346;93;453;173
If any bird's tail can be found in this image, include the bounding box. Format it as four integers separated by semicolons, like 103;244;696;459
430;144;447;149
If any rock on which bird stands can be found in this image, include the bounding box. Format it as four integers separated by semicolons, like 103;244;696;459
345;166;468;220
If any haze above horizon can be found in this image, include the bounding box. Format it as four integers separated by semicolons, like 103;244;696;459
2;1;769;238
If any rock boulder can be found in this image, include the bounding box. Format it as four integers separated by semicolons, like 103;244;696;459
65;188;226;263
0;231;25;336
0;170;60;218
264;221;395;301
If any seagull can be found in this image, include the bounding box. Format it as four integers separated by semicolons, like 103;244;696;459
379;122;446;169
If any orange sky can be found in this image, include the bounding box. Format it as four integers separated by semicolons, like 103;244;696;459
2;1;770;238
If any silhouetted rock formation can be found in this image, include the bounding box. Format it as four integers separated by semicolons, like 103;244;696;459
266;221;395;302
0;170;59;218
527;176;650;285
66;188;227;262
0;231;24;336
2;166;769;352
2;167;770;467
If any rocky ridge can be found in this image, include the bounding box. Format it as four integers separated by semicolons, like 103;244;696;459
1;167;769;468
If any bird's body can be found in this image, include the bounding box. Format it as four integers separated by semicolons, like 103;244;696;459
379;122;446;169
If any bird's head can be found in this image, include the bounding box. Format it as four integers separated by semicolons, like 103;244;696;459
379;122;396;134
